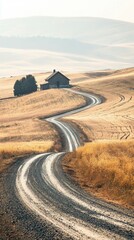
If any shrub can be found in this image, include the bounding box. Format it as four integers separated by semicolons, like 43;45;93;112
14;75;37;96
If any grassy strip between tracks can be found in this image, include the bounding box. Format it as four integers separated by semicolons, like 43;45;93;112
0;141;53;173
63;140;134;208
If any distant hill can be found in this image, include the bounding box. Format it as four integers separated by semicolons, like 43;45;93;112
0;17;134;77
0;16;134;44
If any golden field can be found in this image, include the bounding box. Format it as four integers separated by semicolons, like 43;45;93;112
63;140;134;208
0;83;86;171
66;68;134;141
0;141;53;173
0;72;50;99
0;88;86;144
0;68;134;207
67;68;134;207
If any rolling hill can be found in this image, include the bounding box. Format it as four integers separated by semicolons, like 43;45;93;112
0;17;134;76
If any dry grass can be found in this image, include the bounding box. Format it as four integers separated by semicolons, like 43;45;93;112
0;140;53;158
0;86;85;172
0;89;85;143
0;72;51;98
0;68;134;208
0;89;86;122
0;141;53;173
63;140;134;208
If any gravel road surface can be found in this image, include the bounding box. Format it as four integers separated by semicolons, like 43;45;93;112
1;89;134;240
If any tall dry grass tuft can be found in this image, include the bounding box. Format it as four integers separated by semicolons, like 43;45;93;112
0;141;53;172
63;140;134;208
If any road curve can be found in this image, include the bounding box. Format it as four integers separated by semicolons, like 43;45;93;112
15;89;134;240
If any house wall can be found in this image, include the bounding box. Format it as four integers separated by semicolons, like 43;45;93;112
48;73;69;88
40;83;49;90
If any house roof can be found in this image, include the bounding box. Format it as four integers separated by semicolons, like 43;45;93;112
45;71;70;82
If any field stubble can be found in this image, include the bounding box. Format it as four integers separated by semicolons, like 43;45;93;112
67;68;134;141
63;68;134;208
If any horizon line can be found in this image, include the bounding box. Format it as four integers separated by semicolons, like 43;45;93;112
0;15;134;24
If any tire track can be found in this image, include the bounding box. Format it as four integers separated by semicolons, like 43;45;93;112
15;89;134;240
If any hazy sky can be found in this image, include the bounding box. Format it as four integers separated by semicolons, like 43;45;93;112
0;0;134;23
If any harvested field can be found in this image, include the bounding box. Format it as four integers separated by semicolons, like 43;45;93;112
62;68;134;208
66;67;134;141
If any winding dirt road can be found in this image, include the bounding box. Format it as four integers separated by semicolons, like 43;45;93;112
3;90;134;239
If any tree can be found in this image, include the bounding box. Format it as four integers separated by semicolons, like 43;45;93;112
13;75;37;96
14;80;22;96
20;77;27;95
25;75;37;93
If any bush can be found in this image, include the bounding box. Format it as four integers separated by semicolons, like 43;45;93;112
14;75;37;96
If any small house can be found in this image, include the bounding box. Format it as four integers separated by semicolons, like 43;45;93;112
40;70;70;90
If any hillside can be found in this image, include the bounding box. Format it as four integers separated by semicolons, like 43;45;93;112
0;17;134;77
0;67;133;206
66;67;134;141
0;88;85;172
1;67;133;143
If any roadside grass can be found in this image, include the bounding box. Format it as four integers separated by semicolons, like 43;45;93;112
63;140;134;208
0;140;53;173
1;68;134;207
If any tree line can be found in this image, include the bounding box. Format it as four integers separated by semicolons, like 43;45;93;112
14;75;37;96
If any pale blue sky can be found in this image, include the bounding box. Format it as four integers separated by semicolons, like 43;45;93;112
0;0;134;23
